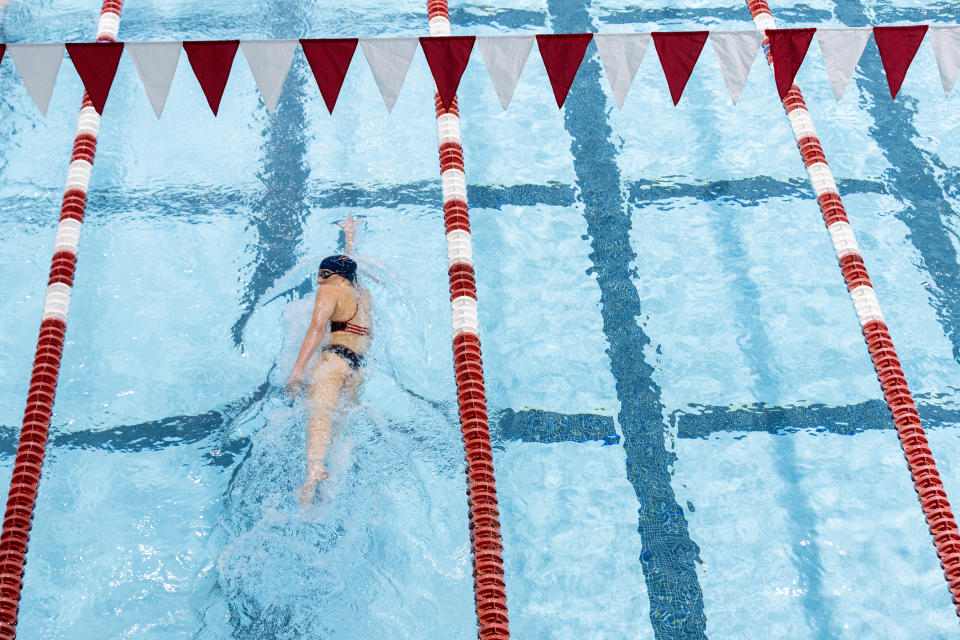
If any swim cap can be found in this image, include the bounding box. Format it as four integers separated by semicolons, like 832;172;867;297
319;255;357;282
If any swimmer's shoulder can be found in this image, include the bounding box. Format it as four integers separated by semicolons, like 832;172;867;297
330;283;361;316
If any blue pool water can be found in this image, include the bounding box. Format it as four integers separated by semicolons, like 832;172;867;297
2;0;960;637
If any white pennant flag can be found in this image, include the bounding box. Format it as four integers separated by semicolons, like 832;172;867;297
594;33;650;108
477;35;533;109
127;42;182;117
929;25;960;96
359;38;418;113
241;40;297;114
817;27;871;100
709;31;762;105
8;44;64;116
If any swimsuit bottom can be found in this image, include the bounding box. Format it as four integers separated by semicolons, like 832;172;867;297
323;344;364;371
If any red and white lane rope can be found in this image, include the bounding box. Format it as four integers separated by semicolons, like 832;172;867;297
0;2;123;637
746;0;960;615
426;2;510;638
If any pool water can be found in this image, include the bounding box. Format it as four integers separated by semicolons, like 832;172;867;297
2;0;960;638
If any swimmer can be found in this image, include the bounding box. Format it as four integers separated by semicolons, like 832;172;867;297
286;214;371;505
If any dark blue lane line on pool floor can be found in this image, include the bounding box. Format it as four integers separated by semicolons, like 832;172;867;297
828;0;960;365
547;0;707;636
74;175;885;222
497;409;617;444
8;391;958;459
228;50;312;348
495;395;960;443
672;396;960;438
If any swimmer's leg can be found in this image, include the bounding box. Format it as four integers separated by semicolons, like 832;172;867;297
299;352;350;506
342;370;364;406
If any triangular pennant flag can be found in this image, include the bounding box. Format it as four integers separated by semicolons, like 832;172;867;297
476;35;533;109
652;31;709;105
8;43;65;116
710;30;762;104
359;38;418;113
536;34;593;108
929;25;960;96
420;36;475;109
0;45;5;67
183;40;239;115
300;38;358;114
240;40;297;115
873;25;929;99
127;42;181;118
594;33;650;108
766;28;816;99
65;42;124;114
816;27;871;99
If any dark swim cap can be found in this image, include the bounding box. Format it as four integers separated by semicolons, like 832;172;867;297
319;255;357;282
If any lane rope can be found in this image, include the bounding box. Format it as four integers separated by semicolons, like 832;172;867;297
746;0;960;615
425;1;511;638
0;2;124;637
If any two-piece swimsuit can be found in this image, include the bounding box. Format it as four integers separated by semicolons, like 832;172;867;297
322;298;369;370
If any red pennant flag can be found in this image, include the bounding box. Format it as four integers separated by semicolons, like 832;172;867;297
652;31;709;105
300;38;357;114
183;40;239;115
766;28;815;99
873;25;928;99
420;36;476;109
0;45;5;67
65;42;124;114
536;34;593;108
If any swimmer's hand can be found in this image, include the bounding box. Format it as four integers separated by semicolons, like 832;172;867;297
338;213;356;254
285;376;304;399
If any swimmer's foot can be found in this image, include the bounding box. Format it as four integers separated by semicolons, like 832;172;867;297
298;470;330;506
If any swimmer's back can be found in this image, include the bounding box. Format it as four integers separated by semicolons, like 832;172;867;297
328;284;371;356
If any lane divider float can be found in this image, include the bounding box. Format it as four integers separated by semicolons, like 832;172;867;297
0;2;124;637
746;0;960;616
426;1;510;638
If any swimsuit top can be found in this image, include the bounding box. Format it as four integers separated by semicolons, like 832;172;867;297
330;297;369;337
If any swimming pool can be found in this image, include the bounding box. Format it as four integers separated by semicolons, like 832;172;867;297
2;0;960;637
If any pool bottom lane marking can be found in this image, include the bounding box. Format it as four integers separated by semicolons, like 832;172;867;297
427;1;511;639
746;0;960;616
546;0;707;637
0;1;124;638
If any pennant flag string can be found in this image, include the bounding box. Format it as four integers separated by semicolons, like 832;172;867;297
476;35;533;109
241;39;297;115
126;42;181;118
66;42;124;114
594;33;650;108
929;25;960;96
873;25;928;99
360;37;418;112
300;38;358;114
420;36;475;109
816;27;871;100
183;40;239;115
536;33;593;108
653;31;709;105
767;28;816;99
0;26;956;118
8;43;65;116
710;30;762;104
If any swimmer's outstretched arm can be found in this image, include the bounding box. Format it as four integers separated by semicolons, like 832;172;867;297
339;213;391;286
286;286;338;398
339;213;356;254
